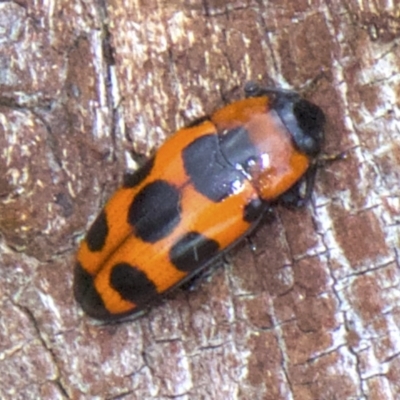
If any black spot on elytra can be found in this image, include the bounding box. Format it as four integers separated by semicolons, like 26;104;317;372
169;231;220;272
110;262;158;306
182;134;244;202
86;210;108;252
218;125;259;174
123;157;155;188
243;197;267;223
128;180;181;243
73;262;113;320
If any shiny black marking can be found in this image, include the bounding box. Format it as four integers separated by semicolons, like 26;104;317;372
110;263;158;306
182;134;245;202
73;262;113;320
123;157;155;188
169;231;220;272
86;210;108;252
219;125;259;174
272;93;325;156
128;180;181;243
243;197;267;223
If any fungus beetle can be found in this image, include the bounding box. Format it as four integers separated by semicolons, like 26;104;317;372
74;82;325;321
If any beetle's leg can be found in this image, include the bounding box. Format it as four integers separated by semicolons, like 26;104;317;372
185;115;211;128
279;163;318;208
244;81;264;97
179;257;225;292
244;81;298;99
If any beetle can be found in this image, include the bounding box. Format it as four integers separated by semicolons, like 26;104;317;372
73;81;325;321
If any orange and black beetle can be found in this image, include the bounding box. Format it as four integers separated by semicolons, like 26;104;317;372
74;82;325;321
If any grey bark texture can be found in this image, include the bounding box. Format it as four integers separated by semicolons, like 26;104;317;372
1;0;400;399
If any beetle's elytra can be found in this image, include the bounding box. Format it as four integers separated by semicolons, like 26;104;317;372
74;82;325;321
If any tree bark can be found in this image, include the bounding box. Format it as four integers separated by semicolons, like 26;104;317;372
1;0;400;399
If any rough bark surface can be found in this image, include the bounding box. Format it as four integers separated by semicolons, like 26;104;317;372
1;0;400;399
